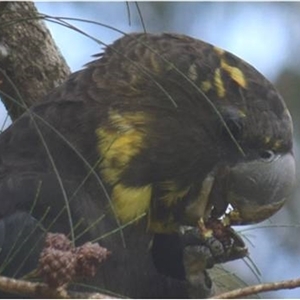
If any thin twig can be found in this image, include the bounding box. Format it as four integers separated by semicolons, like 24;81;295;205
0;275;114;299
213;277;300;299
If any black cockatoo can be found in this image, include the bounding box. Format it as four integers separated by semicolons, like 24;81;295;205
0;33;295;298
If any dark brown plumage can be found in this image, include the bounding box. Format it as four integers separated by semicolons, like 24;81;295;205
0;33;295;298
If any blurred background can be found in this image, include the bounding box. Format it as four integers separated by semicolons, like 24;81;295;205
3;2;300;298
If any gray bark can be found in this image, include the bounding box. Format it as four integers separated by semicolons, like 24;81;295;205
0;1;70;120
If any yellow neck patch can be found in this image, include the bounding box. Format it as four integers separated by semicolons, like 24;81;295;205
96;110;148;185
96;110;152;224
112;183;152;224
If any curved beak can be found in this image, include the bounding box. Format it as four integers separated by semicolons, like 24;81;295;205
226;152;296;224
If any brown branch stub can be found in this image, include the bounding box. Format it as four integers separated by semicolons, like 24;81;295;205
0;1;70;120
0;275;69;298
213;277;300;299
0;275;115;298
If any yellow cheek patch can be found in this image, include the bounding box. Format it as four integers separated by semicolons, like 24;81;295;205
214;46;225;56
264;136;271;145
150;51;162;74
273;139;282;150
221;59;247;88
213;46;247;91
96;110;148;184
147;50;176;75
188;63;198;81
214;68;226;98
263;137;283;150
201;80;212;92
112;183;152;223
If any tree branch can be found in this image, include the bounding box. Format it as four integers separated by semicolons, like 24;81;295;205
213;277;300;299
0;1;70;120
0;275;115;299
